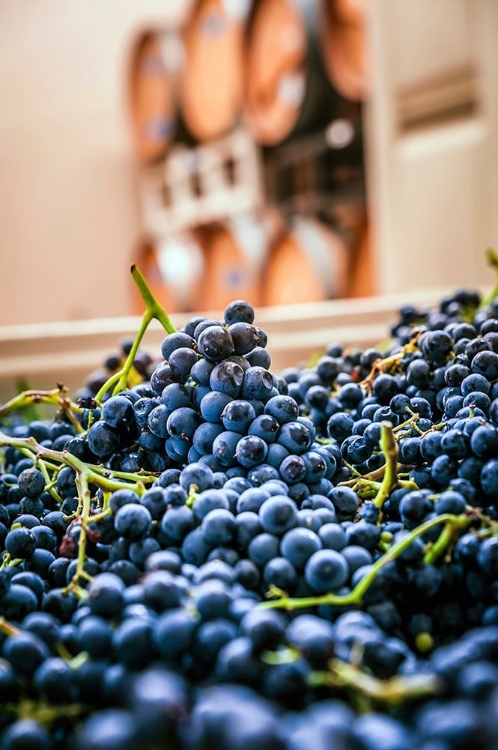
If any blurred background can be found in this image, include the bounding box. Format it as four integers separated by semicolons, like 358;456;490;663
0;0;498;389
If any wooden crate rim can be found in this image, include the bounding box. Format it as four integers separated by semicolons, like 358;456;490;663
0;288;458;343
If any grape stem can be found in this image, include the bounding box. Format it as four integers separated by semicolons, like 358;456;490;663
360;334;421;394
340;422;416;511
16;698;89;724
479;248;498;310
0;430;158;592
423;505;495;564
0;554;23;570
258;513;471;611
95;265;177;403
394;409;423;436
0;616;20;637
308;660;440;704
186;485;199;508
338;462;413;488
0;385;84;430
373;422;400;508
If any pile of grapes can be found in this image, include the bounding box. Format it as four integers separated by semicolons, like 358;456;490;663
2;264;498;750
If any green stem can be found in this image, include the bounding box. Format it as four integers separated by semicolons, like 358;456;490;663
259;513;470;611
423;514;473;564
393;411;420;435
0;387;83;422
17;698;89;724
0;431;154;497
88;465;157;484
0;429;161;595
68;472;91;590
373;422;399;508
261;647;300;665
94;371;122;403
343;461;361;478
338;463;412;489
186;485;199;508
0;616;20;636
88;508;112;524
94;265;177;403
309;659;440;704
62;453;148;495
0;554;23;571
112;310;153;397
479;248;498;309
131;264;177;334
36;458;62;503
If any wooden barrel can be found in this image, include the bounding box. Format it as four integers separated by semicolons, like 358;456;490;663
321;0;367;101
335;0;365;25
128;31;178;163
263;217;349;306
179;0;246;142
133;234;207;314
200;215;271;310
347;218;375;297
244;0;337;146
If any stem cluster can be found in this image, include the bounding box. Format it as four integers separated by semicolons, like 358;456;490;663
259;513;472;612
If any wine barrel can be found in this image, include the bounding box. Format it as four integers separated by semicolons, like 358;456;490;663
263;217;349;306
133;234;206;314
179;0;246;142
200;215;271;310
347;219;375;297
335;0;365;26
128;31;178;163
321;0;367;101
244;0;337;146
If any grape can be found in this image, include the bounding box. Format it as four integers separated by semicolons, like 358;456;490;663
224;300;255;325
166;407;200;440
161;332;195;360
228;322;260;355
197;326;235;363
200;391;233;424
102;395;135;428
168;347;199;376
87;421;121;458
5;527;36;559
160;383;191;411
245;347;271;368
304;549;348;593
114;504;152;540
1;720;52;750
220;399;256;434
210;361;244;398
7;283;498;749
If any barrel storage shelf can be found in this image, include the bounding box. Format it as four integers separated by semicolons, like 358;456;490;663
138;127;264;239
127;0;372;313
0;289;456;402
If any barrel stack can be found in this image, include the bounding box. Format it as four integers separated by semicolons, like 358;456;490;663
127;0;372;313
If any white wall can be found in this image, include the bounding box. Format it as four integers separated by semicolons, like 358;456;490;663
0;0;187;325
367;0;498;296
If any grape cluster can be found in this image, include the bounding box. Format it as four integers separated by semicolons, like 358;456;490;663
2;269;498;749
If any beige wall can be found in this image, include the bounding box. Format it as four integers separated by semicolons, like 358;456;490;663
0;0;187;326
